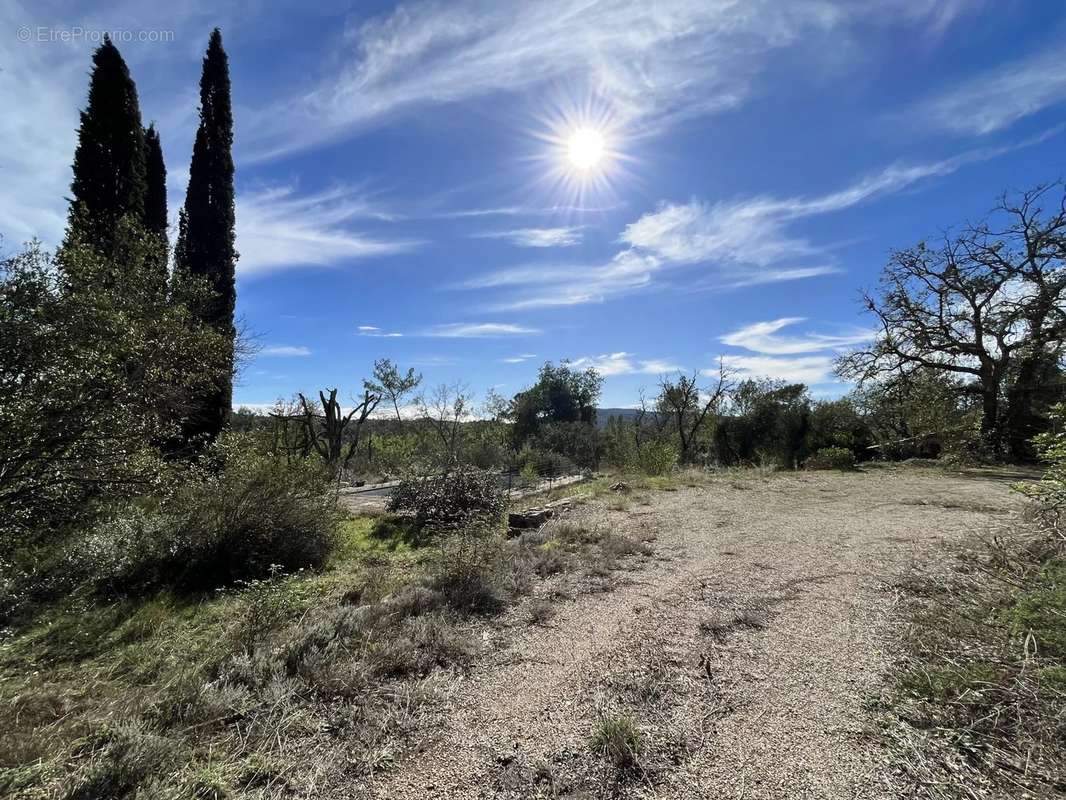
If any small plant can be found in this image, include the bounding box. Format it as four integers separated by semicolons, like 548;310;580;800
228;565;301;654
591;714;642;772
805;446;856;471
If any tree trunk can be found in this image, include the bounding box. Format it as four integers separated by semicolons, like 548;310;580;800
979;383;1001;453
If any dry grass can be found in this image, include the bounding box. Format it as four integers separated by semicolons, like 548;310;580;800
0;502;658;798
878;518;1066;798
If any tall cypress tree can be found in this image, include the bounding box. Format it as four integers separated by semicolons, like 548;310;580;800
175;28;237;445
66;36;147;257
143;123;169;293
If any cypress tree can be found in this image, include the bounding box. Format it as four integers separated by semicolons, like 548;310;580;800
175;28;237;445
143;123;169;293
66;36;147;257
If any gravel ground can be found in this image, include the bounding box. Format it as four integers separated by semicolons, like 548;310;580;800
342;467;1025;799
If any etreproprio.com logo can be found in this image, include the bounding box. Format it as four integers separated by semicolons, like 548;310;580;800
17;26;175;44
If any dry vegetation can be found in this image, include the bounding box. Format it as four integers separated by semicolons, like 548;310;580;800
876;508;1066;798
0;480;658;799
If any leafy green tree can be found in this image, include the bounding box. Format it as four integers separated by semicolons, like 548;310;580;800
850;368;973;459
175;28;238;445
0;231;229;552
365;358;422;421
511;362;603;446
714;380;810;467
65;36;147;259
805;398;873;460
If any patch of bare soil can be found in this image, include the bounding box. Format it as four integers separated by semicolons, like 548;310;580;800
337;469;1025;799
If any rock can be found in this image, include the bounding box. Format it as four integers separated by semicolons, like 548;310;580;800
610;481;631;493
508;507;554;531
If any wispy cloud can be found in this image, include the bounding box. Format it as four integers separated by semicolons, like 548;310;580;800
358;325;404;338
245;0;972;161
430;204;618;219
260;345;312;357
715;317;873;385
569;352;682;376
720;318;873;355
424;322;540;338
236;184;420;276
473;226;584;248
912;41;1066;135
716;354;838;385
501;353;538;363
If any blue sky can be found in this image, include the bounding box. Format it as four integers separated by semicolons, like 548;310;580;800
3;0;1066;409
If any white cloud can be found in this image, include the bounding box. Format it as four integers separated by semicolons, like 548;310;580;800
718;354;838;385
260;345;312;357
913;42;1066;135
720;318;873;355
358;325;404;337
474;226;584;248
236;184;419;276
569;352;683;376
618;139;1045;270
501;353;538;363
424;322;540;338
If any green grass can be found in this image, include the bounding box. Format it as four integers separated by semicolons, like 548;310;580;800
591;714;643;772
1001;560;1066;658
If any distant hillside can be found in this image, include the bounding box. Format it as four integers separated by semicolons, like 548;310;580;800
596;407;642;427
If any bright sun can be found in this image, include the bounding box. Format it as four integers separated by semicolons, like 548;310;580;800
566;127;606;170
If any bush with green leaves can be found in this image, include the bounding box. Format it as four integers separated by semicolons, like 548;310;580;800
1018;403;1066;522
55;434;338;595
805;446;857;471
387;466;505;525
0;232;229;555
634;440;678;476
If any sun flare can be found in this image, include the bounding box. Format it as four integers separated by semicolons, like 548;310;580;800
566;127;606;171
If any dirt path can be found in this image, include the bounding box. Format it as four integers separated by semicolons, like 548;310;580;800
352;468;1025;799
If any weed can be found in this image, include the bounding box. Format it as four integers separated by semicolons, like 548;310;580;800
591;714;643;772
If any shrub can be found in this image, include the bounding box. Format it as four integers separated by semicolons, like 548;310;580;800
60;436;338;595
591;715;642;771
634;441;678;476
387;466;505;525
805;446;856;471
1018;403;1066;525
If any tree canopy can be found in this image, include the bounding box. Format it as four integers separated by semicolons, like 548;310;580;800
838;184;1066;459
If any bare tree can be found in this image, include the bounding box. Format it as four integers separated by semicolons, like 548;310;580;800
364;358;422;422
268;396;313;463
656;360;734;463
418;382;474;465
297;388;381;472
838;184;1066;456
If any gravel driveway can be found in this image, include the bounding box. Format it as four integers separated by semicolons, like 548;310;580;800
350;467;1025;799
